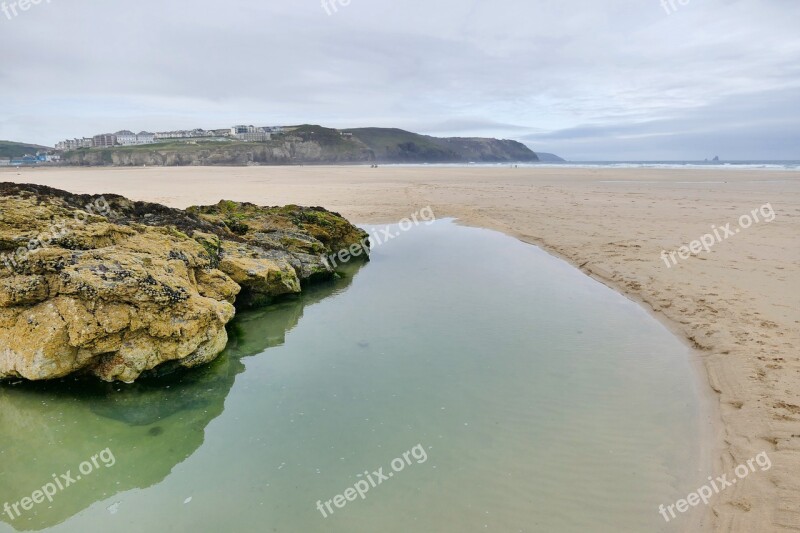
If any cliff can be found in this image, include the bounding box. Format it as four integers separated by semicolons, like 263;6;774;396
61;126;539;166
536;152;567;162
343;127;539;163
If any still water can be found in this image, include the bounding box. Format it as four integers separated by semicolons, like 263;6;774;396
0;220;708;532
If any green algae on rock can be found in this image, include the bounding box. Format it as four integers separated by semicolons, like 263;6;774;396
0;183;369;383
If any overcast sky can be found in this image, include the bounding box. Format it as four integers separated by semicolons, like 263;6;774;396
1;0;798;160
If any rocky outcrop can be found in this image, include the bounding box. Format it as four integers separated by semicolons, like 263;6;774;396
188;200;370;306
0;264;363;530
0;183;368;383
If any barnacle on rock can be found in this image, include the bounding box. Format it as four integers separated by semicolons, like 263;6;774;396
0;183;368;383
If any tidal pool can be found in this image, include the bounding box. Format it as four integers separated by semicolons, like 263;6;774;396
0;220;709;532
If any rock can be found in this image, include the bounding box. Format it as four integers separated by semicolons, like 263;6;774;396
0;266;364;530
0;183;369;382
187;200;370;303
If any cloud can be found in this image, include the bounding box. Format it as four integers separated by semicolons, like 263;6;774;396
523;87;800;160
0;0;797;159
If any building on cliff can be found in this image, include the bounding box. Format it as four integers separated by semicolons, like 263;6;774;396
92;133;117;148
115;130;136;145
115;130;156;146
231;125;272;142
55;138;93;151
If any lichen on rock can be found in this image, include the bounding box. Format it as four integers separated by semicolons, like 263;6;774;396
0;183;369;383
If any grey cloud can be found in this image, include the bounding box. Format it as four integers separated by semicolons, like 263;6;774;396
523;87;800;160
0;0;797;159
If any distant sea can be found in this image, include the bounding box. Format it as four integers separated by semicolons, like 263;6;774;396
389;160;800;170
530;160;800;170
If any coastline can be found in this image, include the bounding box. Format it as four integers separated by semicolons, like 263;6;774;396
2;165;797;531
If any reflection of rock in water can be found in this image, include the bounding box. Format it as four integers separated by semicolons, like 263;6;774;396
0;261;364;531
86;356;241;426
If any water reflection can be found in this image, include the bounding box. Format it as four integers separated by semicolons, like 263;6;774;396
0;262;366;531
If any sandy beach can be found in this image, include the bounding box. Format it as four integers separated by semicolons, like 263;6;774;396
2;165;798;532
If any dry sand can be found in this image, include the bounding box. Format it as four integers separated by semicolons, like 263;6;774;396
2;165;799;532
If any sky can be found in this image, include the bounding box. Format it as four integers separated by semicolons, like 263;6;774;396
0;0;798;160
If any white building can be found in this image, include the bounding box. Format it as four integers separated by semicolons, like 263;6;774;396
235;131;271;142
116;130;157;145
231;125;271;142
56;138;93;151
154;131;184;140
136;131;156;144
115;130;137;145
154;129;213;140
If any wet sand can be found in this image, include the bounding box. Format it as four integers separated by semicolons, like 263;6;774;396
2;165;798;532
